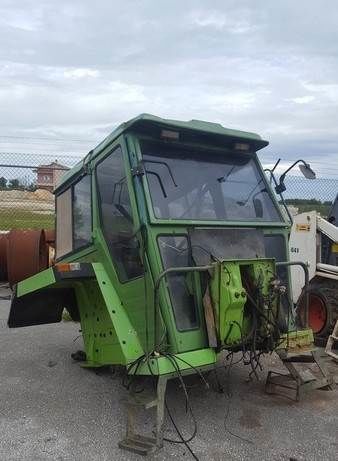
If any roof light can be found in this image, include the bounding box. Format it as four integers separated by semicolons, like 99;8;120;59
234;142;250;151
161;129;179;140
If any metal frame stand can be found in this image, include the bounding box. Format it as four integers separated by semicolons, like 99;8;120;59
266;260;333;401
325;319;338;362
119;376;168;455
266;349;333;401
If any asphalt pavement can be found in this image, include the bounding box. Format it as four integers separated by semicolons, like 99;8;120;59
0;285;337;461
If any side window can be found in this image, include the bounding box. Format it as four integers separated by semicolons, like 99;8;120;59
56;188;72;258
96;146;143;282
73;175;92;249
158;235;199;331
56;174;92;259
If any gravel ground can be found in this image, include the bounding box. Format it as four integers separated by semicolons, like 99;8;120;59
0;285;337;461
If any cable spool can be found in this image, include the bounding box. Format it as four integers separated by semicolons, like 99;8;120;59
7;229;48;287
44;229;55;247
0;233;8;281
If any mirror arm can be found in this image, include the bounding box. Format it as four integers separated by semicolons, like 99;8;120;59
279;159;308;185
271;158;281;173
265;169;293;224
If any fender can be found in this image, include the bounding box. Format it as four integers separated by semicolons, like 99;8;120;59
7;262;144;366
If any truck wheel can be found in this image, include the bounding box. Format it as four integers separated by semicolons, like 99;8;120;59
297;277;338;345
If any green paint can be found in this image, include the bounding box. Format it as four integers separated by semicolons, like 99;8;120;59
209;259;278;347
16;267;56;297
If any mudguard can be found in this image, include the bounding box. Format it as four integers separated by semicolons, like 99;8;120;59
8;287;78;327
7;263;94;328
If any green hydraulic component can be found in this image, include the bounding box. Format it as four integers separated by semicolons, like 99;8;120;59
209;258;278;348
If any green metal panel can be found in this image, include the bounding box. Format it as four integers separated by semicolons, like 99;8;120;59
134;348;217;376
73;263;144;366
16;267;56;297
212;262;247;345
210;258;278;348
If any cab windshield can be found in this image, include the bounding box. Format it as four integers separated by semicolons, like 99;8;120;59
141;140;281;222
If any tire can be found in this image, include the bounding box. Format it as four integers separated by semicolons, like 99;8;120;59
297;276;338;344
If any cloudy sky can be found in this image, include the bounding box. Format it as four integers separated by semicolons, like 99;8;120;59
1;0;338;177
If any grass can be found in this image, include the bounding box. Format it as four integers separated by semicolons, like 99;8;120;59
290;203;330;217
0;209;55;230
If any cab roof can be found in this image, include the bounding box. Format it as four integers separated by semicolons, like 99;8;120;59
55;113;268;193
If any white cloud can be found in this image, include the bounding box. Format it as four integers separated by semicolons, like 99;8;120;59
63;68;100;79
291;95;315;104
188;8;256;34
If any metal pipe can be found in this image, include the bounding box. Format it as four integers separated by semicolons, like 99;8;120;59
264;168;293;224
0;163;68;171
276;261;310;327
317;262;338;274
153;265;214;350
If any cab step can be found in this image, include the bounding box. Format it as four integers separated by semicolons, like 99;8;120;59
118;376;167;456
266;348;333;401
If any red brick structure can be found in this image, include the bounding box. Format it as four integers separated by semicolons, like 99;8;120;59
34;160;69;192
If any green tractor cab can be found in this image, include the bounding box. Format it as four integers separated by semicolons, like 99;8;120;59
8;114;311;454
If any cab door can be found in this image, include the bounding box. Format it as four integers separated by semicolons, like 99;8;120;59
95;140;151;352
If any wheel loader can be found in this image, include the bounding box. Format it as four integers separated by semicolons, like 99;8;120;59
7;114;332;455
289;195;338;346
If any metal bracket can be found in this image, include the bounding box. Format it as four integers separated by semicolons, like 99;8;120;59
131;162;145;177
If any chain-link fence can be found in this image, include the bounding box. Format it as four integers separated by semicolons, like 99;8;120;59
0;152;337;231
276;175;338;218
0;152;81;230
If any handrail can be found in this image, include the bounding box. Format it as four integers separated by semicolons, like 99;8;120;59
153;265;214;350
276;261;309;327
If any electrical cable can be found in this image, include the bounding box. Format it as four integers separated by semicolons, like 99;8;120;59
166;353;209;390
122;348;200;459
165;402;199;461
163;354;198;442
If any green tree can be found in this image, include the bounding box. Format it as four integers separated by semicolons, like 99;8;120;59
0;176;7;189
8;178;20;189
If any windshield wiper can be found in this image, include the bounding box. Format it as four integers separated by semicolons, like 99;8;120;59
146;170;167;197
237;179;265;206
132;160;177;198
217;165;237;183
142;159;178;187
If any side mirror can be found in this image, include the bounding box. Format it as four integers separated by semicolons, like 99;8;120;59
299;163;316;179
